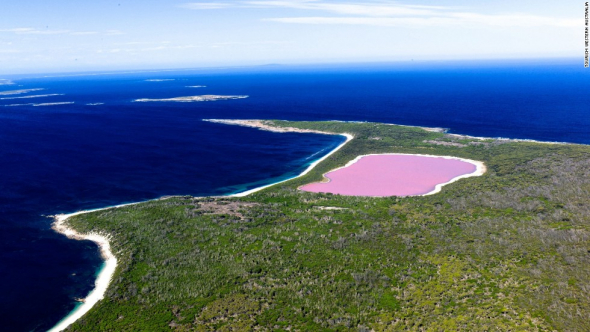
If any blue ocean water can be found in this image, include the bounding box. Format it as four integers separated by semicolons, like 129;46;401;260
1;58;588;331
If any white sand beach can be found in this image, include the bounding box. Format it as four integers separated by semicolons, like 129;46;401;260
49;202;142;332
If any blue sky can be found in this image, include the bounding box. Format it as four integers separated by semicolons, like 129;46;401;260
0;0;582;74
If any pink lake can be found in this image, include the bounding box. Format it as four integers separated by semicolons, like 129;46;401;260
300;154;480;197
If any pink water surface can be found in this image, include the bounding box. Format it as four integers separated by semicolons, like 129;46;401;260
300;154;477;197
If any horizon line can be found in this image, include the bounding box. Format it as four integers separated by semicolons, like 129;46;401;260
1;56;581;79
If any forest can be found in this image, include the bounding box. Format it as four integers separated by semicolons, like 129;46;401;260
63;120;590;331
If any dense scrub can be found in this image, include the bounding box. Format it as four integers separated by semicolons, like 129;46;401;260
64;121;590;331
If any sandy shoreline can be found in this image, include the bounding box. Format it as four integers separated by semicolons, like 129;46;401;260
206;118;579;146
48;203;137;332
230;133;353;197
209;119;354;197
210;119;486;197
204;119;344;135
49;197;188;331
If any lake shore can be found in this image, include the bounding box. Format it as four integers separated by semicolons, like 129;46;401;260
299;153;486;197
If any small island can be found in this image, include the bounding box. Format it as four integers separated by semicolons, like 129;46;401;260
133;95;249;102
0;88;44;95
0;93;63;100
53;120;590;331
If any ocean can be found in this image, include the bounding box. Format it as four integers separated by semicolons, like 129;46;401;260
0;58;588;331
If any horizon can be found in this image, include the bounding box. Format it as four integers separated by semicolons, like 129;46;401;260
1;56;583;78
0;0;583;75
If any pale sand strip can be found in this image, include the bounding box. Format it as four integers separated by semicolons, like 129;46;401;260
301;153;486;197
204;119;343;135
420;155;486;196
230;132;353;197
208;120;488;197
206;119;577;146
49;199;187;332
206;118;354;197
49;202;138;332
50;197;183;331
209;119;354;197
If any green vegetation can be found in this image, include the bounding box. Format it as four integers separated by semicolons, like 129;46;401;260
64;121;590;331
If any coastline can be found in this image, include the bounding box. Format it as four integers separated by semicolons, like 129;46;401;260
229;133;353;197
204;119;344;135
48;118;561;331
48;202;139;332
207;118;354;197
49;198;191;331
48;121;353;331
206;118;580;146
298;153;486;197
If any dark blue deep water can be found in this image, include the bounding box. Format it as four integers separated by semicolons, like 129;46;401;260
1;59;588;331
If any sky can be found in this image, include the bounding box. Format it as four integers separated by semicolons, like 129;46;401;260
0;0;583;74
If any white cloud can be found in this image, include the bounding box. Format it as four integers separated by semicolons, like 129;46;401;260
244;0;442;17
267;14;578;28
448;12;578;28
0;28;70;35
181;0;579;28
0;28;120;36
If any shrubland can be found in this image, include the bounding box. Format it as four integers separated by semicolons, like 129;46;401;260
64;121;590;331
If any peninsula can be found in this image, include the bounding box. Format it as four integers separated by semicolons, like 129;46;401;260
53;120;590;331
